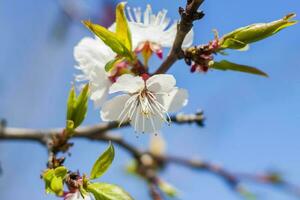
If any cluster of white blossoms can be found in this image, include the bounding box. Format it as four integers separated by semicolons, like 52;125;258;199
74;4;192;134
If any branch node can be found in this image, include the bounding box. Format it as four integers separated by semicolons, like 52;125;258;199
193;11;205;20
154;0;205;74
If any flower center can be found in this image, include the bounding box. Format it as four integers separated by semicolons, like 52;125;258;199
135;41;163;66
117;87;171;133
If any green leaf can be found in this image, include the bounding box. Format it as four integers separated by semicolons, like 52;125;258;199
220;13;297;50
43;169;55;194
90;143;115;180
72;84;89;129
220;38;249;51
82;2;135;62
43;169;55;182
115;2;132;51
66;120;74;131
54;166;68;178
211;60;268;77
83;21;132;60
66;84;89;131
43;168;67;195
158;180;179;198
105;57;123;72
87;182;133;200
67;86;76;121
50;176;64;195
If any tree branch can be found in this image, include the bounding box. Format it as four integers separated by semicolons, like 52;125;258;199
1;113;299;199
154;155;239;190
155;0;205;74
0;112;204;146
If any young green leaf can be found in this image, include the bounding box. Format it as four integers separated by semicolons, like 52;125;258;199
43;169;55;194
43;167;68;195
219;38;249;51
158;180;179;198
105;57;124;72
50;176;64;196
82;20;134;62
43;169;55;182
83;21;126;54
211;60;268;77
66;86;76;122
66;120;74;131
54;166;68;178
82;2;135;62
66;84;89;131
116;2;132;51
90;143;115;180
87;182;133;200
72;84;89;129
220;13;297;50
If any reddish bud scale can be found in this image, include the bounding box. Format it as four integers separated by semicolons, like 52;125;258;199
190;64;197;73
186;39;221;74
141;73;150;81
108;61;130;83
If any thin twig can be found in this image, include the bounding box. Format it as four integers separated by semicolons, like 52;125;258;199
153;155;240;190
149;181;163;200
236;172;300;197
155;0;205;74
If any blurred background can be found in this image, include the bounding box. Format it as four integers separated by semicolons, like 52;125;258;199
0;0;299;199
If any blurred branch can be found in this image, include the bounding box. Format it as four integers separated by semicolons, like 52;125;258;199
236;172;300;198
155;155;240;189
1;110;300;199
0;112;204;146
155;0;205;74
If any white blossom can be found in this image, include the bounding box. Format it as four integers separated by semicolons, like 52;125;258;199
110;4;194;61
101;74;188;133
126;4;194;49
64;191;91;200
74;37;115;108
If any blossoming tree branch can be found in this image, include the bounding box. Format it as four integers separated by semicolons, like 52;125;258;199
0;1;298;200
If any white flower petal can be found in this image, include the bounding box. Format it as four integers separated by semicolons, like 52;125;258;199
130;105;164;133
122;5;194;50
90;87;109;109
159;22;177;47
109;74;144;94
159;22;193;48
74;37;115;75
101;94;131;121
89;68;111;89
88;65;111;108
74;37;115;108
146;74;176;93
182;29;194;48
163;88;188;112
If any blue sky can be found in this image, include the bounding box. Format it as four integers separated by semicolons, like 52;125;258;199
0;0;300;199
